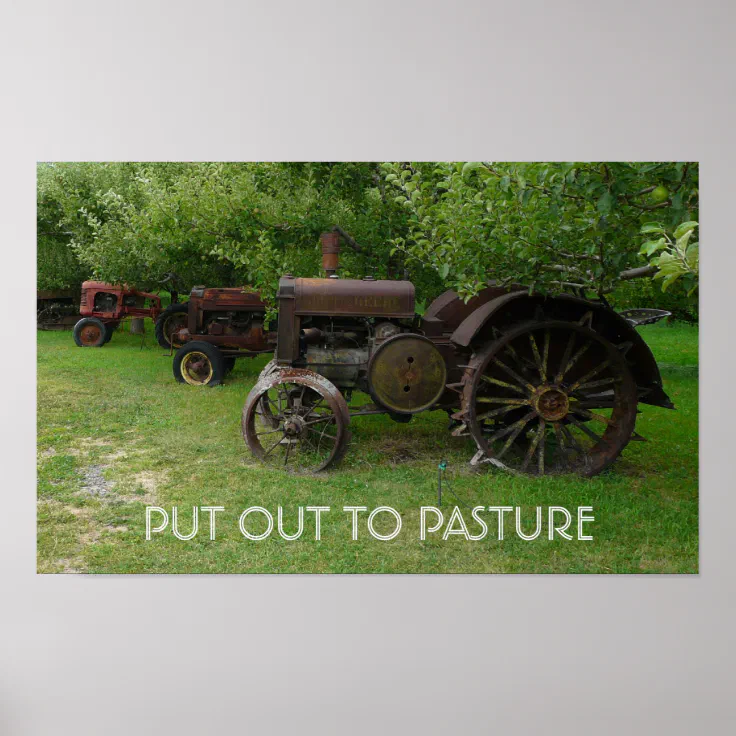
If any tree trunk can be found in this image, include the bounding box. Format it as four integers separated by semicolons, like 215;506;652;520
130;318;145;335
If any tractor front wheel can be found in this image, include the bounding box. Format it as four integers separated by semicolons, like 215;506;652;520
173;341;226;387
73;318;107;348
242;369;350;472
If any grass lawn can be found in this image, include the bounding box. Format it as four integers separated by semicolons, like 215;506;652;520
37;321;698;573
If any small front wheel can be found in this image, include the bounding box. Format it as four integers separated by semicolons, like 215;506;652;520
73;318;107;347
242;369;350;472
173;341;226;386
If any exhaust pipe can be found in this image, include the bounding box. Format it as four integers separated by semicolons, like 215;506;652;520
321;231;340;276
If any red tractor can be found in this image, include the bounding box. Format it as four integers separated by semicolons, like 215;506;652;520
72;281;188;349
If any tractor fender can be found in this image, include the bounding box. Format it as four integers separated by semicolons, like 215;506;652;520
450;291;673;409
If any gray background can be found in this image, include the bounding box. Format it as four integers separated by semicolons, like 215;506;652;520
1;0;733;733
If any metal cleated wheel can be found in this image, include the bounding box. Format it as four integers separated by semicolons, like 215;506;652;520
460;319;638;476
254;359;281;428
242;369;350;473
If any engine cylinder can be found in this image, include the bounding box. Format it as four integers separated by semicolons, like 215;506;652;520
305;346;369;388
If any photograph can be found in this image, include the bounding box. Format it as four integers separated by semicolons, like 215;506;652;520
36;161;699;573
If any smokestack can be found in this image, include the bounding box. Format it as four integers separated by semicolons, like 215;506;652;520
321;231;340;276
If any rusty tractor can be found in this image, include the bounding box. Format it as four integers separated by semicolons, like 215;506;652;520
37;288;82;330
73;281;184;348
241;232;673;476
169;286;275;386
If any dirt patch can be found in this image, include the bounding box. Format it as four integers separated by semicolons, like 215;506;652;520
373;438;424;464
105;449;128;462
87;438;113;448
60;559;85;574
79;464;114;497
38;498;95;520
105;524;129;534
37;499;99;574
79;528;101;546
134;470;166;492
121;470;168;504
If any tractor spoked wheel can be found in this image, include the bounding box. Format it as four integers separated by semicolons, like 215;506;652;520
460;320;638;476
254;359;280;428
242;369;350;473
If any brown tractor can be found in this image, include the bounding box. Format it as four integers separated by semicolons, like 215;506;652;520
241;232;672;476
169;286;275;386
72;281;186;348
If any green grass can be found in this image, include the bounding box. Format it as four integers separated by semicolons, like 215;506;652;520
37;320;698;573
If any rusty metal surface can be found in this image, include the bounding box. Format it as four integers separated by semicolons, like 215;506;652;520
197;287;266;310
160;311;188;348
79;282;163;322
182;286;273;357
37;289;81;330
305;346;368;387
77;320;105;346
458;320;638;476
276;277;300;364
618;308;672;327
449;290;673;410
320;231;340;275
37;305;80;330
424;283;524;329
290;277;415;317
450;291;529;348
237;230;673;475
367;333;447;414
242;368;351;472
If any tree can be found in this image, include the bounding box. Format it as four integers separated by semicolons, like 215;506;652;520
381;161;698;302
37;162;699;312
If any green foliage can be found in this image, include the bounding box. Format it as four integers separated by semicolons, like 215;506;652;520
37;162;699;315
37;164;90;289
382;161;698;302
608;278;698;324
639;221;698;296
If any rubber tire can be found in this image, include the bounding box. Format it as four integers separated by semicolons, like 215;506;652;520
173;341;226;387
103;323;116;344
223;357;236;376
73;317;107;347
155;303;189;349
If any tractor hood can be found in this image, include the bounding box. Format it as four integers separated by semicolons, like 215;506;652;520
278;276;415;319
